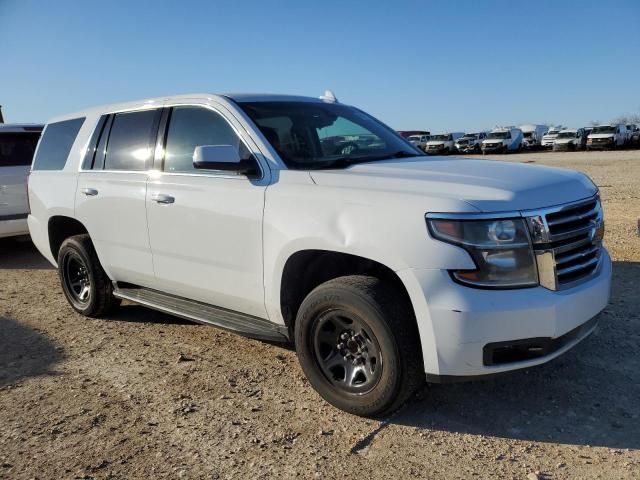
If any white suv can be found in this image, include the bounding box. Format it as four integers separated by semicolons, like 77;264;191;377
28;93;611;416
0;124;43;238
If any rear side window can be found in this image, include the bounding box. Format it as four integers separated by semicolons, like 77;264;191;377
104;110;160;171
32;118;85;170
0;132;41;167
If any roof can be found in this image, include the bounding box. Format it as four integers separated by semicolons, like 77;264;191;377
45;92;331;124
0;123;44;132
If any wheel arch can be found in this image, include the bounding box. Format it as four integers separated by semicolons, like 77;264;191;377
48;215;89;262
279;249;414;334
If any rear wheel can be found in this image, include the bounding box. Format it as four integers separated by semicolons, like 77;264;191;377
295;275;423;416
58;234;120;317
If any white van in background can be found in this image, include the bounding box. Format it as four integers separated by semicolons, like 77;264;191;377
481;127;523;153
553;128;587;151
586;124;627;150
0;123;43;238
519;124;548;149
425;132;465;154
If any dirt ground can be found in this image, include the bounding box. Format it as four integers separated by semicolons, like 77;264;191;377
1;149;639;480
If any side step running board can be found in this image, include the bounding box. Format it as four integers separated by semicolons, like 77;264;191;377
112;284;289;343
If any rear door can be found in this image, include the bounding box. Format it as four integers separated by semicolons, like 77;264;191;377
75;109;161;286
0;130;40;220
145;104;268;318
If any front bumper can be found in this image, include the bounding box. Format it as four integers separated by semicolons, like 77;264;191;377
553;142;575;151
482;143;505;152
397;248;612;379
456;145;476;153
587;140;615;149
426;146;448;154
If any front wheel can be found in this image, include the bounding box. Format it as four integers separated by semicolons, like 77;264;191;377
295;275;423;416
58;234;121;317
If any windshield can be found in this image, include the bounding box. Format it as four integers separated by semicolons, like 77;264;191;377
430;135;450;141
408;135;421;141
238;101;423;169
557;132;576;138
523;132;533;138
591;126;616;134
487;131;509;139
0;132;41;167
546;130;559;136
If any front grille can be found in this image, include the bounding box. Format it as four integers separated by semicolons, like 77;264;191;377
528;197;603;290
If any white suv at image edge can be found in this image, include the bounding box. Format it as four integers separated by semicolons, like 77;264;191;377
28;93;611;416
0;124;43;238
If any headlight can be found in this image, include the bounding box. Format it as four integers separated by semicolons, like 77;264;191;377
426;217;538;288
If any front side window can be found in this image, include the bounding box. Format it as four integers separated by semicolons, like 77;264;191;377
32;118;84;170
104;110;159;171
0;131;41;167
239;101;422;170
163;106;256;173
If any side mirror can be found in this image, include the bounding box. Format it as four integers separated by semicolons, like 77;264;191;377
192;145;253;174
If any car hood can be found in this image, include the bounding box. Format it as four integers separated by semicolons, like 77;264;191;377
309;158;597;212
589;133;615;139
554;137;575;143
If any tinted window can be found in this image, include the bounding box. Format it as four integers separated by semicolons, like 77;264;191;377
32;118;84;170
163;106;255;173
239;101;422;170
0;132;41;167
104;110;159;171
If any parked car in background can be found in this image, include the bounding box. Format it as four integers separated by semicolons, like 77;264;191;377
625;124;639;145
541;126;563;149
425;132;465;154
454;132;486;153
481;127;523;153
407;134;430;151
397;130;430;139
519;124;548;150
553;128;587;151
586;124;626;150
0;123;43;238
27;92;611;417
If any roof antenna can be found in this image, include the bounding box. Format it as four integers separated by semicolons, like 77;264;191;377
320;90;338;103
0;106;4;124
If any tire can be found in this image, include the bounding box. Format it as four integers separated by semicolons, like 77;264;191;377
58;234;121;317
294;275;423;416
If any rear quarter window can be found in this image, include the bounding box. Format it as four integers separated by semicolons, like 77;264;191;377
0;132;41;167
32;117;85;171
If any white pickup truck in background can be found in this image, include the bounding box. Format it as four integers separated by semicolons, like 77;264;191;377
454;132;487;153
0;123;43;238
541;126;564;149
27;93;611;416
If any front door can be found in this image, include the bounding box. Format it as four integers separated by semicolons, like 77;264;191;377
145;105;268;318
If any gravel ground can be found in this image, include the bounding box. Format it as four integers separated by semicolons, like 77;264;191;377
1;149;639;479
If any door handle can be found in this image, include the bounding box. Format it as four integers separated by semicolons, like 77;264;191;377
151;193;175;204
81;188;98;196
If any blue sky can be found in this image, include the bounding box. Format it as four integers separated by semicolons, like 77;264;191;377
1;0;639;132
